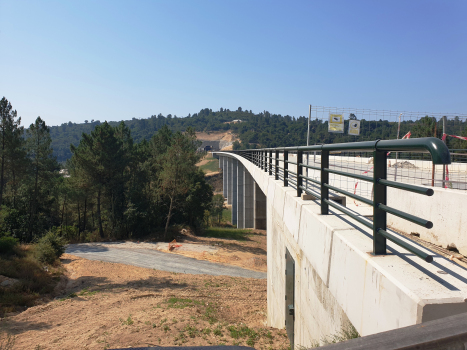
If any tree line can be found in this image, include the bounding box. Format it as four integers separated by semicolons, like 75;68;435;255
0;97;212;243
50;107;467;162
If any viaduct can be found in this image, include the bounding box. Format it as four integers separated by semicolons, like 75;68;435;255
214;140;467;348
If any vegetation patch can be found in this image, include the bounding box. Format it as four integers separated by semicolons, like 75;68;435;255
34;231;67;264
59;293;77;301
204;227;251;241
0;245;63;316
0;237;18;256
79;287;99;297
120;315;134;326
222;208;232;223
199;158;220;173
166;298;203;309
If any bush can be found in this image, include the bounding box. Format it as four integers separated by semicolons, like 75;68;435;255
0;236;18;255
35;231;67;264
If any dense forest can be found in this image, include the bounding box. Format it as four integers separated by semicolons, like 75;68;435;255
0;97;212;243
1;96;466;243
50;107;467;163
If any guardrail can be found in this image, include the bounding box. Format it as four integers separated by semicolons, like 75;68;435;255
227;138;451;262
317;311;467;350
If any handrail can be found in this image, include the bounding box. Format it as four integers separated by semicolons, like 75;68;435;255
235;137;451;164
219;137;451;262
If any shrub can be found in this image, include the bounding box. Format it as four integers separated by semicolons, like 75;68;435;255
0;236;18;255
35;231;67;264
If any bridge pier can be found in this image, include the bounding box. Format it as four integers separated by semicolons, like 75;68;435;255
244;167;255;228
237;161;245;228
231;159;238;225
227;158;233;205
222;156;227;198
254;182;267;229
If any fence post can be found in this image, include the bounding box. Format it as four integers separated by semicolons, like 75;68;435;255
269;150;273;175
373;149;387;255
284;151;289;187
297;150;303;197
321;150;329;215
275;150;279;180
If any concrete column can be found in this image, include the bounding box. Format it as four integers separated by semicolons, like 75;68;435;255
227;158;232;204
231;159;238;225
237;161;245;228
254;181;267;230
244;168;254;228
222;157;227;198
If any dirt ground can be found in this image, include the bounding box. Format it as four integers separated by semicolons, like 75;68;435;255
175;230;267;273
2;231;279;350
5;255;286;350
195;131;237;142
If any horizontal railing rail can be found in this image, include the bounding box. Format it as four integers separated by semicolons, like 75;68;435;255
221;137;451;263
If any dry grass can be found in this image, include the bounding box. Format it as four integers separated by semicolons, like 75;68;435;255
0;245;63;316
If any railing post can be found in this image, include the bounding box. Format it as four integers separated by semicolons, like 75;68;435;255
321;150;329;214
373;149;387;255
297;150;303;197
269;150;272;175
284;150;289;187
275;150;279;180
264;150;267;172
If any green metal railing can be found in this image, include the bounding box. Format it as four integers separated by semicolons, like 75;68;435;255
228;138;451;263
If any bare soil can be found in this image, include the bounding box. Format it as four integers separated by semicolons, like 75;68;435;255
5;255;286;350
174;230;267;273
3;231;279;350
195;132;237;142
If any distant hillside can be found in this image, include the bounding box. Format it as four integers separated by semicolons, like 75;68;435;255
49;107;467;163
50;107;307;162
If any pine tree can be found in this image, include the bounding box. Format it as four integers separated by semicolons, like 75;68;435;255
26;117;59;240
0;97;25;207
71;122;129;237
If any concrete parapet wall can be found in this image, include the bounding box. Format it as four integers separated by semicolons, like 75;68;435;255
387;187;467;255
301;159;467;256
216;152;467;348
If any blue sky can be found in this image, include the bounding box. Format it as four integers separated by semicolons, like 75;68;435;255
1;0;466;126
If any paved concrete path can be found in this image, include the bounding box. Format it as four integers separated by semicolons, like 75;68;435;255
66;244;266;279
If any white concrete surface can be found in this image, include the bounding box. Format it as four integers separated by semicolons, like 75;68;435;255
294;154;467;256
237;161;245;229
387;186;467;255
231;159;238;225
227;157;232;204
215;151;467;348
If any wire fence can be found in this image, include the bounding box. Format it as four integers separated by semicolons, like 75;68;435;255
308;106;467;145
298;106;467;196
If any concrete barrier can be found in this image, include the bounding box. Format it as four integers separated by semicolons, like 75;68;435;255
299;155;467;256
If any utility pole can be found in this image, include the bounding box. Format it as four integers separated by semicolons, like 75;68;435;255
442;116;447;188
306;105;311;189
394;113;402;181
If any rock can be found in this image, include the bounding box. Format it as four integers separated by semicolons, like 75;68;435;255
447;243;460;253
0;275;20;288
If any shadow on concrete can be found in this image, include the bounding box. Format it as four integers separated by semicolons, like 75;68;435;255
331;211;465;291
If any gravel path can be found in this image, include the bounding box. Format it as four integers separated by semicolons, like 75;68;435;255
66;244;266;279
